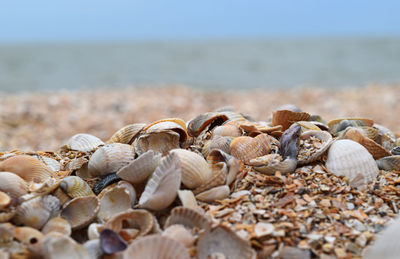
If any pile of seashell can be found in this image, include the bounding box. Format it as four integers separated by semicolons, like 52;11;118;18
0;105;400;258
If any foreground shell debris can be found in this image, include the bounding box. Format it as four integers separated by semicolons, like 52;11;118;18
1;105;400;258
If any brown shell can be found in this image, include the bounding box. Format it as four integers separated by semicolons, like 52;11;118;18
187;112;229;137
42;216;72;236
0;172;28;198
376;155;400;171
212;124;242;138
107;123;146;144
14;226;44;246
328;117;374;135
230;136;270;164
134;130;180;156
207;149;239;186
202;136;233;157
105;209;154;239
193;162;227;195
271;110;311;131
164;206;211;230
0;191;11;210
252;155;298;175
61;196;99;230
144;118;188;143
0;155;54;182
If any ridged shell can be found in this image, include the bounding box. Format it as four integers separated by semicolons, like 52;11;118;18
164;206;211;230
144;118;188;143
177;190;198;208
138;153;181;211
60;176;94;198
197;225;256;259
42;216;72;236
117;150;161;184
213;124;242;138
295;121;321;133
0;155;53;182
187;112;229;137
230;136;270;164
61;196;99;230
271;110;311;131
107;123;146;144
97;186;132;223
343;127;391;159
41;232;90;259
162;224;195;248
328;118;374;135
297;130;333;165
195;185;230;202
13;195;60;229
134;130;180;156
14;226;43;246
376;155;400;171
251;155;298;175
63;133;104;152
193;162;227;194
52;187;71;206
88;143;135;177
325;140;379;187
0;172;28;198
40;156;61;172
170;149;212;189
0;191;11;210
202;136;232;157
207;149;239;186
123;234;190;259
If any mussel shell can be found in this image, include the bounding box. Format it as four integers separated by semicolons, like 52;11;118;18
93;173;122;195
376;155;400;171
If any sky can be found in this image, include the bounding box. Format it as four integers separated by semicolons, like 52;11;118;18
1;0;400;42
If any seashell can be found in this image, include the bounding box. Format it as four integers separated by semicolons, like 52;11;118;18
358;126;380;141
379;133;397;151
100;229;127;254
297;130;333;165
88;143;135;177
0;223;15;246
195;185;230;202
230;136;270;164
187;112;230;137
177;190;198;208
41;232;90;259
164;206;211;230
202;136;233;157
117;150;161;184
197;225;256;259
0;209;16;223
138;153;181;211
213;124;242;138
295;121;321;133
134;130;181;156
144;118;188;143
65;156;88;172
162;224;195;248
107;123;146;144
274;104;302;112
117;181;137;207
207;149;240;186
61;196;99;230
238;121;283;135
13;195;60;229
170;149;212;189
14;226;43;246
83;239;103;259
251;154;298;175
52;187;71;206
271;110;311;131
0;191;11;210
97;186;132;223
328;118;374;135
376;155;400;171
325;140;379;188
280;124;301;160
374;123;396;140
123;234;190;259
60;176;94;198
93;173;122;195
0;172;28;198
0;155;53;182
88;223;104;240
193;162;227;195
343;127;391;159
105;209;154;241
42;216;72;236
63;133;104;152
40;156;61;172
28;177;60;195
391;146;400;155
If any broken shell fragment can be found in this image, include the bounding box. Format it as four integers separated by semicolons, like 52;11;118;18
63;133;104;152
187;112;229;137
271;109;311;131
251;154;297;175
100;229;127;254
164;206;211;230
41;232;90;259
297;130;333;165
177;190;198;208
61;196;99;230
134;130;181;156
195;185;230;202
0;155;54;182
143;118;188;143
107;123;146;144
376;155;400;171
60;176;94;198
0;191;11;210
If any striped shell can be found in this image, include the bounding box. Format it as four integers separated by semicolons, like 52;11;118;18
193;162;227;195
164;206;211;230
107;123;146;144
325;140;378;188
207;149;239;186
60;176;94;198
230;135;270;164
202;136;233;157
170;149;212;189
88;143;135;177
61;196;99;230
0;155;53;182
271;110;311;131
144;118;188;143
63;133;104;152
97;186;132;223
0;172;28;198
297;130;333;165
376;155;400;171
195;185;230;202
213;124;242;138
187;112;229;137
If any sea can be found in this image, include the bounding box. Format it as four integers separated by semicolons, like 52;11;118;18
0;37;399;92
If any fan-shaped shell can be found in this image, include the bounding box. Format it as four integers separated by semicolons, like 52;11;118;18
41;232;90;259
193;162;227;194
187;112;230;137
61;196;99;230
164;206;211;230
123;234;190;259
60;176;94;198
251;155;298;175
202;136;233;157
230;136;270;164
162;224;195;248
42;216;71;236
170;149;212;189
197;225;256;259
39;156;61;172
297;130;333;165
134;130;180;156
144;118;188;143
376;155;400;171
88;143;135;177
0;191;11;210
63;133;104;152
271;110;311;131
0;172;28;198
97;186;132;222
107;123;146;144
0;155;53;182
325;140;378;187
138;153;182;211
207;149;239;186
195;185;230;202
117;150;161;184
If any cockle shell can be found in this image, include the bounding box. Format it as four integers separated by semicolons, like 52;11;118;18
376;155;400;171
0;172;28;198
207;149;239;186
251;154;298;175
138;153;181;211
197;225;256;259
230;135;271;164
202;136;233;157
41;232;90;259
117;150;161;184
271;110;311;131
177;190;198;208
143;118;188;143
213;124;242;138
187;112;230;137
107;123;146;144
97;186;132;223
195;185;230;202
325;139;379;188
13;195;60;229
39;156;61;172
63;133;104;152
164;206;211;230
0;155;53;182
170;149;212;189
193;162;227;195
41;216;71;236
0;191;11;210
60;176;94;198
14;226;44;246
134;130;181;156
61;196;99;230
88;143;135;177
162;224;195;248
297;130;333;165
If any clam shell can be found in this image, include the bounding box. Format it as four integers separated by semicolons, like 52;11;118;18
271;110;311;131
0;191;11;210
52;187;71;206
202;136;232;157
117;181;137;207
14;226;43;246
60;176;94;198
177;190;198;208
251;155;298;175
376;155;400;171
122;234;190;259
187;112;229;137
61;196;99;230
230;136;270;164
162;224;195;248
297;130;333;165
87;223;104;240
107;123;146;144
144;118;188;143
0;172;27;198
195;185;230;202
138;153;181;211
207;149;239;186
213;124;242;138
13;195;60;229
0;155;53;182
117;150;161;184
97;186;132;223
325;139;379;188
39;156;61;172
88;143;135;177
197;225;256;259
164;206;211;230
134;130;181;156
170;149;212;189
100;229;127;254
42;216;72;236
193;162;227;194
41;232;90;259
63;133;104;152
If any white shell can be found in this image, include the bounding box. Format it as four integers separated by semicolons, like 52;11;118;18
64;133;104;152
97;186;132;223
195;185;230;202
297;130;333;165
0;172;28;198
325;139;378;187
177;190;198;208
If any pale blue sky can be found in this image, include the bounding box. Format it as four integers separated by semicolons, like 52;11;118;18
1;0;399;42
